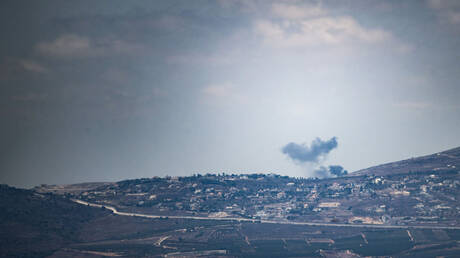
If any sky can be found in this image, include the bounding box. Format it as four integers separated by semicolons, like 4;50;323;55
1;0;460;188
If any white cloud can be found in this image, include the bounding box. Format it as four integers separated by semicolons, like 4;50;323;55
249;2;412;51
255;16;390;48
36;34;147;58
271;3;325;20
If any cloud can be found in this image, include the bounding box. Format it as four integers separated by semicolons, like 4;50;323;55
447;12;460;24
255;16;390;48
271;3;325;20
281;137;338;163
428;0;460;9
217;0;261;13
36;34;91;58
202;82;235;98
201;82;250;108
428;0;460;24
36;34;146;58
0;59;49;80
251;2;410;51
18;60;49;73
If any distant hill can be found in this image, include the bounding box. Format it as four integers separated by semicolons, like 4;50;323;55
352;146;460;177
2;147;460;257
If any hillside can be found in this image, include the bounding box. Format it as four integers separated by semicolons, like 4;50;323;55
352;146;460;177
0;185;109;257
2;146;460;257
34;146;460;232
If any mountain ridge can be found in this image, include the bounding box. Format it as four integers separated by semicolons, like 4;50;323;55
351;146;460;177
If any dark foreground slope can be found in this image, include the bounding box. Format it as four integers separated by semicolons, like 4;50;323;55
0;185;109;257
353;146;460;177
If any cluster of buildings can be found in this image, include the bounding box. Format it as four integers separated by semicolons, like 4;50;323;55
72;171;459;226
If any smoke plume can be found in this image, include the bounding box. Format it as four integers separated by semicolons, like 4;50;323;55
328;165;348;177
282;137;348;178
281;137;338;163
314;165;348;178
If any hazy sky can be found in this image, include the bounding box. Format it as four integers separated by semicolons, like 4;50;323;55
1;0;460;187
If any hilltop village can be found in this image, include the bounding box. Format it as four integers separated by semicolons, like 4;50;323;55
39;168;460;227
9;147;460;257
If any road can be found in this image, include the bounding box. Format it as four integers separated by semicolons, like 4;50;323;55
72;199;460;230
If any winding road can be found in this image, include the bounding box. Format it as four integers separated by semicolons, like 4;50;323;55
72;199;460;230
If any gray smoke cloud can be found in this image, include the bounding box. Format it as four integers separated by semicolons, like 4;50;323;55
281;137;338;163
282;137;348;178
314;165;348;178
328;165;348;177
